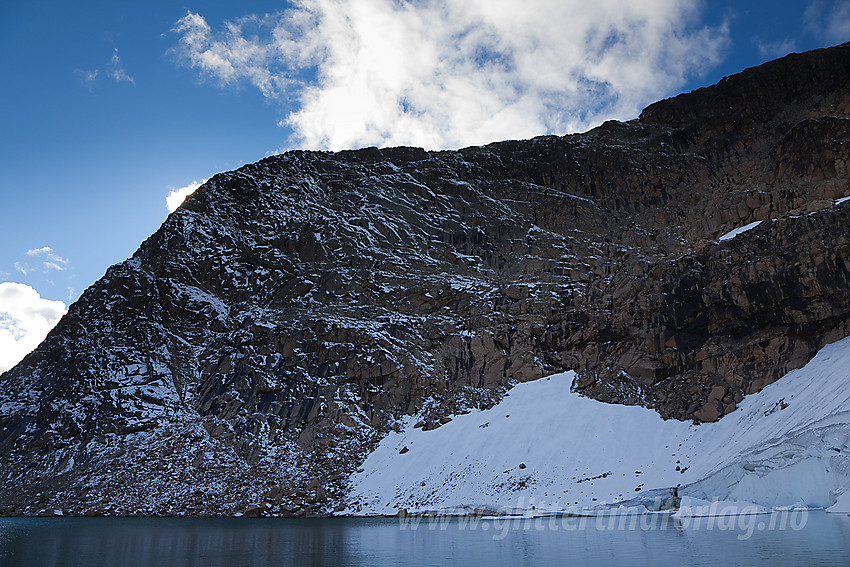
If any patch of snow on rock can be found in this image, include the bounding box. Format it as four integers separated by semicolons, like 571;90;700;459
719;220;763;242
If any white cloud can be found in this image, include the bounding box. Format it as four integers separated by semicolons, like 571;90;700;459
76;48;135;89
109;48;136;85
21;246;70;273
805;0;850;44
170;0;729;151
0;282;67;373
166;180;206;212
26;246;52;257
755;37;797;59
76;68;99;91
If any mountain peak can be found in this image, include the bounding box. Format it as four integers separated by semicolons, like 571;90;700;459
2;43;850;517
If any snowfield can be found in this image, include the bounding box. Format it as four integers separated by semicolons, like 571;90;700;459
345;336;850;516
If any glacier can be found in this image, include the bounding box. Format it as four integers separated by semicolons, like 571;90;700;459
346;335;850;516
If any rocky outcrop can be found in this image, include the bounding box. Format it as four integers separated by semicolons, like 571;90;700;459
1;43;850;516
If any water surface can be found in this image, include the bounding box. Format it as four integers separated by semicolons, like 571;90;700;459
2;511;849;566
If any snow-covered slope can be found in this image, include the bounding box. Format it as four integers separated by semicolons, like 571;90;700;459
347;336;850;515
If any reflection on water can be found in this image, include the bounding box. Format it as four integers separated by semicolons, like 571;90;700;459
1;512;849;566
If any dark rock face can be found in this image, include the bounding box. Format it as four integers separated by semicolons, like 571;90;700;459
2;43;850;516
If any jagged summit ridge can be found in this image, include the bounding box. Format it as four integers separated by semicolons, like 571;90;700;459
1;43;850;517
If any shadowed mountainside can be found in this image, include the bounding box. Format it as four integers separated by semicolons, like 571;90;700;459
1;43;850;517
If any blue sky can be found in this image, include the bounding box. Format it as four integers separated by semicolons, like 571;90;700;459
1;0;849;371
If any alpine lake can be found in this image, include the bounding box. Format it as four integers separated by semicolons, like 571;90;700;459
2;510;850;566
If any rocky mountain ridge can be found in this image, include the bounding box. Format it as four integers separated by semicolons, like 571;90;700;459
1;43;850;516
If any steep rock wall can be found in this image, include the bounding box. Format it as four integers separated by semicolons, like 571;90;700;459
1;43;849;516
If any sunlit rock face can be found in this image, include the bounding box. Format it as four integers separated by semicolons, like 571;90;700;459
1;43;849;517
